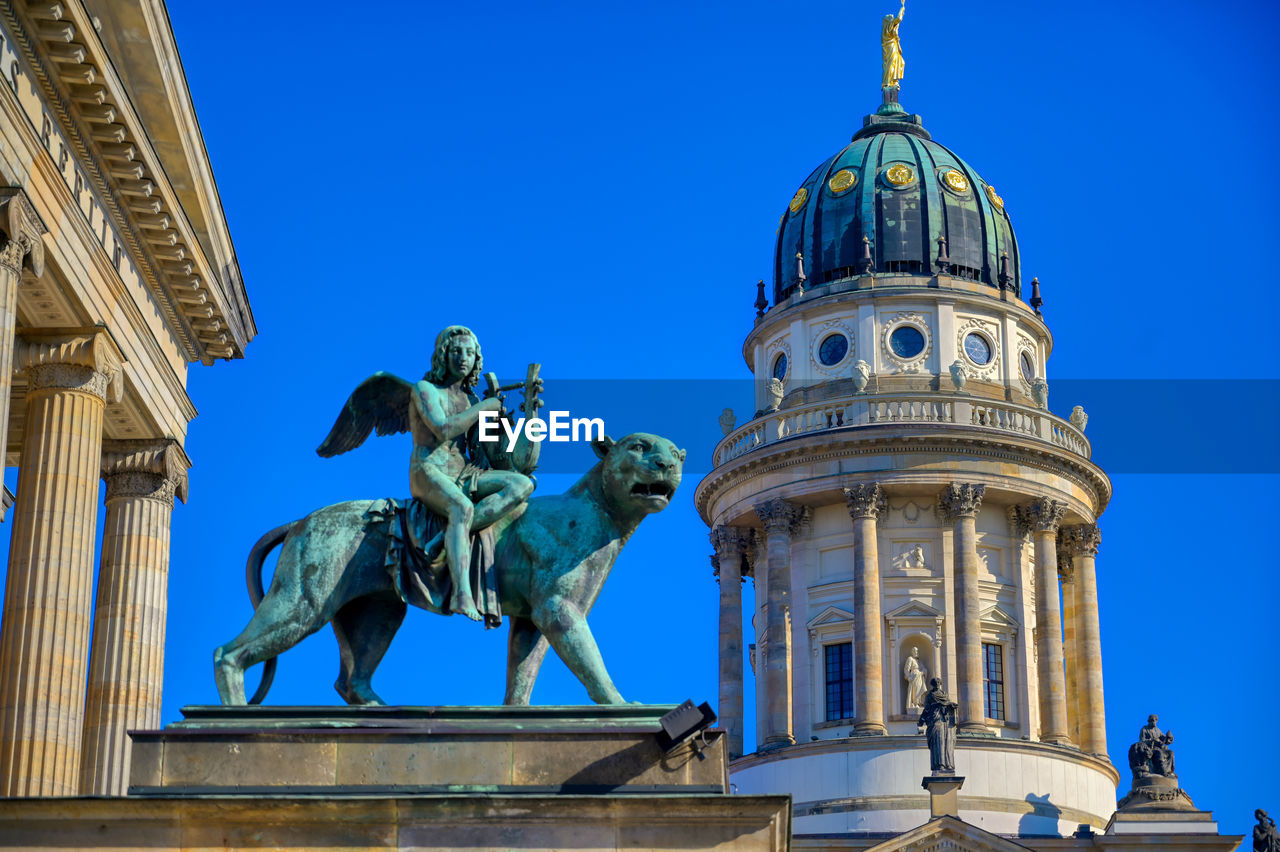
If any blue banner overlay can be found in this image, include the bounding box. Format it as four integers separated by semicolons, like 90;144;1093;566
482;379;1280;475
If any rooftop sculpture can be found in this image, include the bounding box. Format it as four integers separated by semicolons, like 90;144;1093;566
213;325;685;706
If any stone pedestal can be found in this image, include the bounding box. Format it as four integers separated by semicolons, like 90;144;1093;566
1108;775;1221;835
921;774;965;819
0;705;794;851
130;705;730;795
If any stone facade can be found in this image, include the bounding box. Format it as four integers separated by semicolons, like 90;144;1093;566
0;0;254;797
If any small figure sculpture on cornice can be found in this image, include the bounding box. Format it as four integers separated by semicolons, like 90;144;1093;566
719;407;737;436
852;359;871;393
917;677;958;773
765;377;784;412
1254;809;1280;852
882;0;906;90
949;360;968;393
1031;377;1049;409
1070;405;1088;432
903;646;928;712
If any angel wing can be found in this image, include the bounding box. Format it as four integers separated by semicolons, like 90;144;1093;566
316;372;415;458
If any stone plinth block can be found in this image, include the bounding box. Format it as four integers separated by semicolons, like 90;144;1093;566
0;793;791;851
128;705;730;796
922;774;964;819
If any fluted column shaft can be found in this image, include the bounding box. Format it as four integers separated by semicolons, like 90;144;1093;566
0;190;47;519
755;498;804;747
0;332;120;796
1062;524;1106;756
79;440;188;795
844;484;886;735
940;483;987;733
1059;553;1080;743
1024;498;1069;745
711;526;750;759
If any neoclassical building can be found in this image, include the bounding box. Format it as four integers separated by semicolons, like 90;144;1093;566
698;70;1235;845
0;0;253;797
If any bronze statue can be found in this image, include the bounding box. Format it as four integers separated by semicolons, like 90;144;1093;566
1255;810;1280;852
1127;714;1177;785
917;677;957;773
213;324;687;706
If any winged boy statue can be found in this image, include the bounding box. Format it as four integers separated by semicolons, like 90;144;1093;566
316;324;542;623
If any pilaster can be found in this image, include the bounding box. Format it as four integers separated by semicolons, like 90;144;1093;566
754;498;806;747
939;482;987;734
0;189;46;503
0;330;122;795
844;483;887;735
79;440;189;795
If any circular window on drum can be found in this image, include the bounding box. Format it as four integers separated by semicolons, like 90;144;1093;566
772;352;789;381
889;325;926;359
963;332;992;366
818;333;849;366
1019;351;1035;382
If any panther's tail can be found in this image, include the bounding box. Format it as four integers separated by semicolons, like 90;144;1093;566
244;522;294;705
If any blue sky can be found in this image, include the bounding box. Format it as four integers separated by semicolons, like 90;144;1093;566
13;0;1280;834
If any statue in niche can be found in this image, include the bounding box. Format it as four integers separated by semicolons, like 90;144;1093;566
1255;810;1280;852
903;645;928;712
1126;714;1178;786
917;677;957;773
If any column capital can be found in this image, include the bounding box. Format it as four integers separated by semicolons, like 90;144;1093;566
843;482;886;519
710;525;753;558
0;188;47;277
754;498;807;536
1022;497;1067;534
939;482;985;520
101;439;191;504
16;328;124;403
1059;523;1101;558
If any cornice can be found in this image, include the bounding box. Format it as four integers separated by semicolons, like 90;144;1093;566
6;1;249;364
696;427;1110;526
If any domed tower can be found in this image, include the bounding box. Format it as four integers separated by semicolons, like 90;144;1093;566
697;31;1117;836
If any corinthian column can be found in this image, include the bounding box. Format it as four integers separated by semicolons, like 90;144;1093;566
1023;497;1070;745
754;498;806;747
0;190;46;515
1061;523;1105;756
0;330;122;796
711;525;751;759
1057;534;1080;743
939;482;987;734
844;483;886;735
79;440;190;795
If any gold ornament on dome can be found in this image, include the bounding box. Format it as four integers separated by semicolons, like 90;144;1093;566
788;187;809;213
942;169;969;192
985;184;1005;211
828;169;858;194
885;163;914;186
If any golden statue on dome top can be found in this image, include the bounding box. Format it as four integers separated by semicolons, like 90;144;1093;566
882;0;906;90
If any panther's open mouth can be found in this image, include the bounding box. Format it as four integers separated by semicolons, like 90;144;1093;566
631;482;675;500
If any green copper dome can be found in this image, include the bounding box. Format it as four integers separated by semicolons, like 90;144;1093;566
774;112;1020;300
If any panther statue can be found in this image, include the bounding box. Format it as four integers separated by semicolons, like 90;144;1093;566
212;433;684;706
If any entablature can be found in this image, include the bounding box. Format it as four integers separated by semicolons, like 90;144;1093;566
3;0;253;365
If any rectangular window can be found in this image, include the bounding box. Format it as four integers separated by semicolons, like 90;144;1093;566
824;642;853;721
983;642;1005;721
